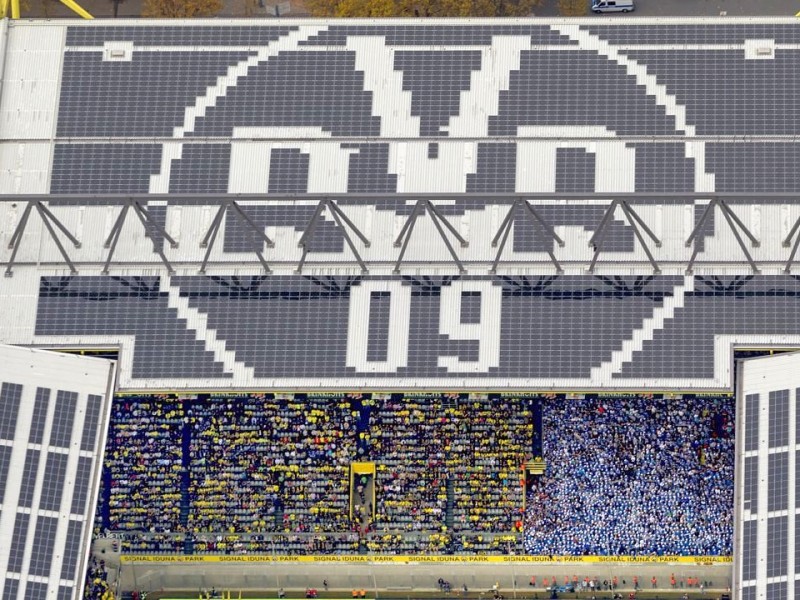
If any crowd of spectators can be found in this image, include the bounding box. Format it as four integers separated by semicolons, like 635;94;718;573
449;399;530;532
523;396;734;555
99;393;734;557
119;533;184;554
118;532;360;554
370;398;449;531
369;396;530;534
187;397;357;534
83;557;114;600
104;397;184;532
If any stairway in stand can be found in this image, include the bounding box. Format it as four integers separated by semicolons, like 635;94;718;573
179;418;193;554
445;476;455;531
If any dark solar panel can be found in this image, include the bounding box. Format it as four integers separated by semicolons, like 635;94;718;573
0;445;11;504
3;579;19;600
19;449;40;508
25;581;49;600
65;25;298;47
70;457;94;515
745;393;760;452
49;391;78;448
768;452;789;512
7;513;30;573
39;452;69;512
0;382;23;440
769;389;790;448
743;455;758;513
60;521;84;581
29;388;51;444
80;394;103;452
29;516;59;577
741;520;758;581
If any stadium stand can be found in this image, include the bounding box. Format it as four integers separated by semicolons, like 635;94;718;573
104;397;184;533
98;393;732;556
186;396;357;534
524;396;734;556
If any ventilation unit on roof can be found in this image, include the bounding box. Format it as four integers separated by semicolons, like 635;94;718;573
744;39;776;60
103;41;133;62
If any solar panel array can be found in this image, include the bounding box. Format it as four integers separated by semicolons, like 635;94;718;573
736;353;800;600
0;347;114;600
2;19;800;389
23;273;800;388
46;21;800;199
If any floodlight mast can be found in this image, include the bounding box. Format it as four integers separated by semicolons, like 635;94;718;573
1;0;92;18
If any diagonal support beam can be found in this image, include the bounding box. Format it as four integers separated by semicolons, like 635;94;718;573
718;201;759;274
298;200;327;249
394;200;422;248
102;204;129;274
785;225;800;273
229;201;275;249
36;203;79;275
522;200;565;248
426;204;466;274
134;201;179;249
588;199;619;250
6;201;79;277
199;200;273;274
588;200;618;273
393;200;423;274
685;199;715;248
425;200;468;248
296;199;370;274
327;204;368;274
230;205;271;274
686;198;759;274
36;202;82;249
490;202;518;274
783;214;800;248
393;200;466;274
104;200;178;275
490;200;563;274
620;201;661;248
327;201;370;248
131;202;175;274
718;200;759;248
619;201;660;274
199;203;227;273
7;201;33;251
784;211;800;273
590;200;661;274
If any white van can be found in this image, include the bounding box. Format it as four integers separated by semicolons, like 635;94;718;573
591;0;634;12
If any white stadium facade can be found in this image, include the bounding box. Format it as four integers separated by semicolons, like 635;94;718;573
1;15;800;600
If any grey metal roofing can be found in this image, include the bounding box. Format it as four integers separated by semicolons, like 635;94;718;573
735;353;800;600
1;18;800;390
0;345;116;600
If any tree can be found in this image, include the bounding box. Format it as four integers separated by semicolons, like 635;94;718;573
558;0;585;15
305;0;538;17
142;0;223;17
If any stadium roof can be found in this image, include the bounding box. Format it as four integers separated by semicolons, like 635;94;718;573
0;18;799;391
0;344;115;600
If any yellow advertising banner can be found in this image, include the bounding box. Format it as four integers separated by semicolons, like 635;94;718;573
120;555;732;565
